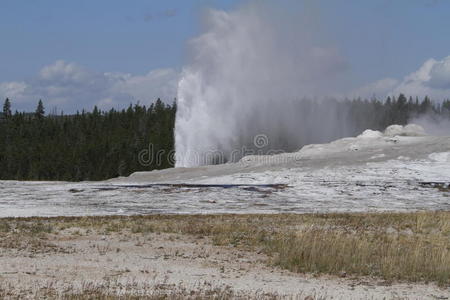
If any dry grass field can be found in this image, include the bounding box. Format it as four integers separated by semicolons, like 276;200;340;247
0;212;449;299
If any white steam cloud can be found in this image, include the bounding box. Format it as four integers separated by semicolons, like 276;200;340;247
410;115;450;136
175;4;352;167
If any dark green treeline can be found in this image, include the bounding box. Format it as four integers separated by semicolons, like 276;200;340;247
347;95;450;133
0;98;176;181
1;94;450;181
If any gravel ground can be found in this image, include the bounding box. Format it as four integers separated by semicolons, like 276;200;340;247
1;229;448;299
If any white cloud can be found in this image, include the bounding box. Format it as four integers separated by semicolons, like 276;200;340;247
4;55;450;113
0;81;27;102
427;57;450;89
0;60;179;112
353;56;450;101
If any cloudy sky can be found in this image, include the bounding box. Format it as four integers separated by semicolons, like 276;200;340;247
1;0;450;112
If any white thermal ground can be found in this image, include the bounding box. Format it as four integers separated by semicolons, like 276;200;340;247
1;124;450;217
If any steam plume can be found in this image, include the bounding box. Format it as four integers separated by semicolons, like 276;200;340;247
175;3;352;167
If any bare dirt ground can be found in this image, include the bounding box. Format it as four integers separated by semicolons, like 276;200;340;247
0;227;448;299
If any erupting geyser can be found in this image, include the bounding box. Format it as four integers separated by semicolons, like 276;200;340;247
175;3;353;167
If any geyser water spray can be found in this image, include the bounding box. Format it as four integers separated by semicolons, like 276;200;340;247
175;3;353;167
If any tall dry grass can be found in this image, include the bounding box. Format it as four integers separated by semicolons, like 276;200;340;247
2;212;449;286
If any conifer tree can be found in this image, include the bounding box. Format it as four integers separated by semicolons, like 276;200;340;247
35;99;45;119
2;98;11;118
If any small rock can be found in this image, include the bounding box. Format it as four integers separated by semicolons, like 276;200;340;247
401;228;414;235
386;226;397;234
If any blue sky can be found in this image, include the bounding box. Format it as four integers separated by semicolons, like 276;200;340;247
321;0;450;86
1;0;450;111
0;0;239;82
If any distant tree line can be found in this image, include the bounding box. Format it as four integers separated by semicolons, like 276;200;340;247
0;98;176;181
0;94;449;181
347;94;450;134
